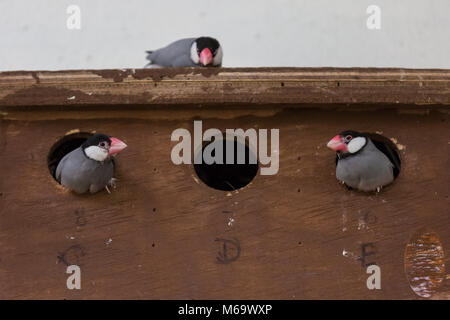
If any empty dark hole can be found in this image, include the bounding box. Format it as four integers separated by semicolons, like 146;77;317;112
194;138;259;191
334;132;401;179
47;132;96;181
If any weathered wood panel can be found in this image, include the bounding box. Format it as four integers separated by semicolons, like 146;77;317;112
0;68;449;299
0;68;449;107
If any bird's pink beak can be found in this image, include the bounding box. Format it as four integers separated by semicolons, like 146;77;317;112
199;48;213;66
327;135;347;152
109;137;127;155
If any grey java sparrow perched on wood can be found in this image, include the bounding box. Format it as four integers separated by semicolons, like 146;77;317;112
145;37;223;67
327;130;400;192
55;134;127;194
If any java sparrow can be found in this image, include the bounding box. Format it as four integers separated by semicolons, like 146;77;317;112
55;134;127;194
326;130;400;192
145;37;223;67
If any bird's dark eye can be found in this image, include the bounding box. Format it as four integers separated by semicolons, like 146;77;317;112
345;135;352;142
99;142;107;147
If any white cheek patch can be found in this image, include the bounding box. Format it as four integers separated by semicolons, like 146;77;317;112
213;46;223;66
347;137;367;153
84;146;109;162
190;41;199;64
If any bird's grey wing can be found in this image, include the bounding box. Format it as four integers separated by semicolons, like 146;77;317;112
146;38;196;67
370;139;401;178
55;152;71;183
171;54;197;67
360;142;395;189
58;147;92;193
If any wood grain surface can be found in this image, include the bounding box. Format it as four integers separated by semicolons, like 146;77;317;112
0;68;449;108
0;68;449;299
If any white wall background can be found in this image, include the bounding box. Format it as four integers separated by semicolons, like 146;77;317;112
0;0;449;71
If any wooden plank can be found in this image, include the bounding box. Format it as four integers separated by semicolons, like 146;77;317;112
0;67;449;299
0;107;449;299
0;68;450;108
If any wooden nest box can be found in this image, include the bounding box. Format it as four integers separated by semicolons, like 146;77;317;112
0;68;449;299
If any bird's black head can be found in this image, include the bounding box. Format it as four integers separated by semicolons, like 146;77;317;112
338;130;365;144
327;130;367;155
192;37;222;66
195;37;220;53
81;133;127;162
82;134;111;149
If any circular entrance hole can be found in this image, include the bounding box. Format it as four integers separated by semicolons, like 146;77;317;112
194;138;259;191
335;132;401;180
47;132;93;181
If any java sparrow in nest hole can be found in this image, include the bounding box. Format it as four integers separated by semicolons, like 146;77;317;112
145;37;223;67
327;130;400;192
55;134;127;194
